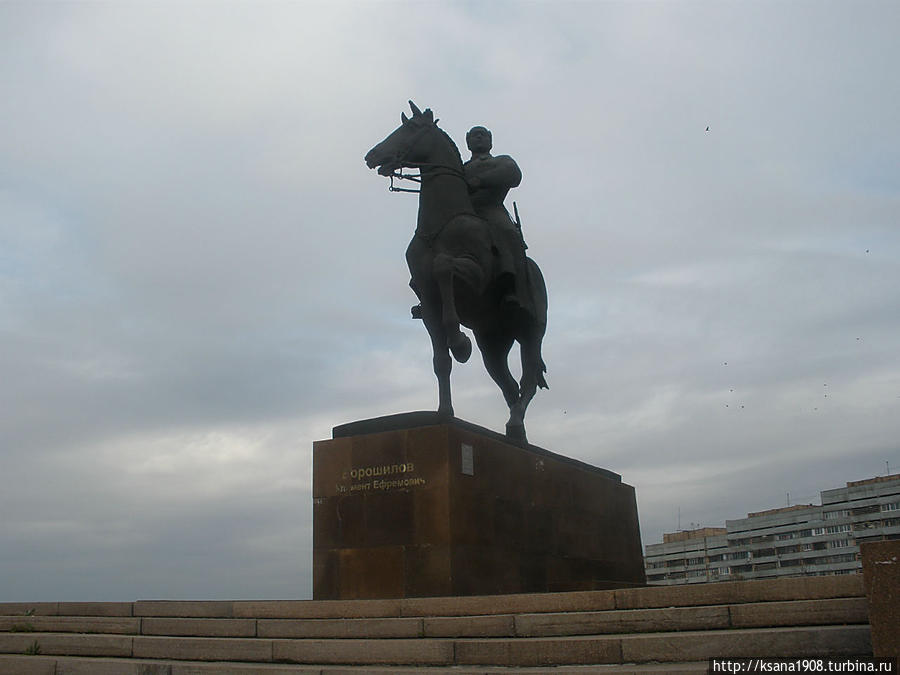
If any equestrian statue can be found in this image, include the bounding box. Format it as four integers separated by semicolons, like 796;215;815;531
364;101;548;443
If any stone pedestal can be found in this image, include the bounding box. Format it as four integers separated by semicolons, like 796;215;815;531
860;540;900;659
313;412;645;600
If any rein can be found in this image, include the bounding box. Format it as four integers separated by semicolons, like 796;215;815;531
379;121;472;246
389;163;465;193
397;159;470;246
385;123;465;194
389;171;421;193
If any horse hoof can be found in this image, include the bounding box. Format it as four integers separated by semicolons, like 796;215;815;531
449;333;472;363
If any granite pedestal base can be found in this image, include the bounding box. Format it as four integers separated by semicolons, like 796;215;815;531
312;413;645;600
860;540;900;659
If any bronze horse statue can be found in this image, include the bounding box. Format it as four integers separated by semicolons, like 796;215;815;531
365;101;548;442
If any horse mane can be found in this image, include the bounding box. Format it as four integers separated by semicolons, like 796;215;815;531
434;124;464;170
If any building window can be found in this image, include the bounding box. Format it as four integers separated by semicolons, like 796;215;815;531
854;521;880;531
852;504;881;516
725;551;750;561
882;502;900;512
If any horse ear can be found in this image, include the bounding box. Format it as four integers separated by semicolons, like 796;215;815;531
409;100;422;117
423;108;434;123
401;111;409;124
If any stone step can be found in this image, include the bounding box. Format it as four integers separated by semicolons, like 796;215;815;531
0;574;864;623
456;626;872;667
0;602;132;617
0;615;140;635
514;597;869;637
0;596;869;639
0;654;709;675
611;574;864;611
0;625;871;667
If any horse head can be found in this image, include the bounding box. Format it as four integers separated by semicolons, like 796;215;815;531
365;101;438;176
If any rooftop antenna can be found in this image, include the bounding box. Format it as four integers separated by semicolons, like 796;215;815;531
786;492;791;507
887;460;891;476
677;507;681;531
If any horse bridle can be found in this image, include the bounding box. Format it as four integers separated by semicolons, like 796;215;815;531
387;122;465;194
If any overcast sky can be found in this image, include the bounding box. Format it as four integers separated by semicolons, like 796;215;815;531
2;1;898;602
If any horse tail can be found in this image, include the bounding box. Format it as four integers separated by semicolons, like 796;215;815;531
525;256;549;390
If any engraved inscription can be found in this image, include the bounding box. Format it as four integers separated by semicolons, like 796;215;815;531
333;461;426;495
342;462;416;480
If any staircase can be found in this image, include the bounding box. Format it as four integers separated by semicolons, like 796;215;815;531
0;575;870;674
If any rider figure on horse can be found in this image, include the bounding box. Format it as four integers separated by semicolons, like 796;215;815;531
411;124;534;322
463;126;531;317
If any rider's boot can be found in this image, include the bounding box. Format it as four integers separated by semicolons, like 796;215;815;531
496;272;523;313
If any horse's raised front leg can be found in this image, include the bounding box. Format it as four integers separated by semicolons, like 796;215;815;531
421;304;454;418
432;252;471;363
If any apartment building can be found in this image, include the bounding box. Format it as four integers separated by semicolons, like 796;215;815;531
645;473;900;585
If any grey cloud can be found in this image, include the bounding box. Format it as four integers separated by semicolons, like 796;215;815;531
1;1;899;601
